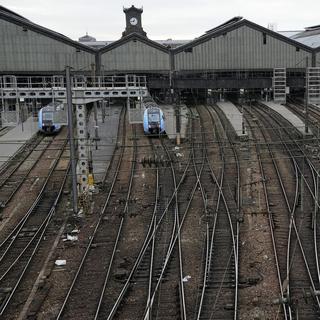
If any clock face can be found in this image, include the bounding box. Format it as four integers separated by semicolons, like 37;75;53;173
130;17;138;26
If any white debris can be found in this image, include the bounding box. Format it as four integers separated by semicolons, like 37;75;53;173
71;229;80;234
182;275;191;282
174;146;180;150
55;260;66;266
176;153;183;158
66;234;78;241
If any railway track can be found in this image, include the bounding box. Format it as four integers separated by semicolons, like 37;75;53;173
0;134;69;317
55;108;135;320
101;130;162;320
193;105;239;319
102;123;195;319
0;126;10;137
247;103;320;318
0;135;57;210
286;99;320;137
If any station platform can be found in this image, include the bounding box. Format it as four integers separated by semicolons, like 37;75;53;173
216;101;247;137
161;105;189;140
262;101;308;135
88;105;122;183
0;117;38;169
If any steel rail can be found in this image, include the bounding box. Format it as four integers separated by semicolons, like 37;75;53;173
163;135;186;320
259;105;320;296
92;124;138;318
105;133;195;320
0;150;70;316
55;108;128;320
195;105;239;319
209;104;240;319
253;104;320;315
0;137;68;263
195;105;226;319
0;136;54;210
243;106;289;318
102;139;160;320
0;133;43;181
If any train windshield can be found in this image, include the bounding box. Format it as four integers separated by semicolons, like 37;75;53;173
43;112;53;120
148;110;160;122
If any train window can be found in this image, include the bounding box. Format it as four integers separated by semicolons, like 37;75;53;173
39;92;46;96
95;92;101;95
43;113;53;120
9;93;16;96
148;112;160;122
58;92;64;96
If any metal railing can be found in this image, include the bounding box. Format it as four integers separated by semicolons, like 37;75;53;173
0;75;147;90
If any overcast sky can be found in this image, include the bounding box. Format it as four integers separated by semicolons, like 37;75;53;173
1;0;320;41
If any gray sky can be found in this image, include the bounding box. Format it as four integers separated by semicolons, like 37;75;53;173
1;0;320;41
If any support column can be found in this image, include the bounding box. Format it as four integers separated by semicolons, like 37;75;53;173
76;104;89;194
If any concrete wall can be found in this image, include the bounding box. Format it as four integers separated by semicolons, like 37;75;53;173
100;39;170;72
0;19;95;73
174;25;312;71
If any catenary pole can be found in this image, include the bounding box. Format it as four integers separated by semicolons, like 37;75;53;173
66;66;78;213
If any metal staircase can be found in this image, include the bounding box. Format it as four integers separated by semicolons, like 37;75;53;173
307;67;320;105
273;68;286;103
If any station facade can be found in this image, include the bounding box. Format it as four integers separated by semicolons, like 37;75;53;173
0;5;319;99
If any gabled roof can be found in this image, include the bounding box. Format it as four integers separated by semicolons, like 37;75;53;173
98;32;169;54
0;6;96;54
173;18;314;54
205;16;243;34
0;5;28;21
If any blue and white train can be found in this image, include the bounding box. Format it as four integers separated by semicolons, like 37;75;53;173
38;102;64;134
143;97;165;135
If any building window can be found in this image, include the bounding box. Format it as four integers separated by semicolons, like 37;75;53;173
296;47;300;52
184;47;193;53
263;33;267;45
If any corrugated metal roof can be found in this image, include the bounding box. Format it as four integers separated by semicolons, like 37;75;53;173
0;6;96;53
291;26;320;48
292;34;320;48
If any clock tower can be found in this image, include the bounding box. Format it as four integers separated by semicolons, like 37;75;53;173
122;5;147;37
